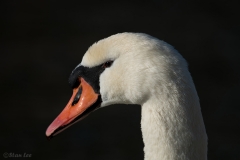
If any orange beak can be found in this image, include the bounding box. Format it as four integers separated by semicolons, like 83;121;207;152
46;78;100;137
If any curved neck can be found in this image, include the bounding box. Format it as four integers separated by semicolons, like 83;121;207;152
141;89;207;160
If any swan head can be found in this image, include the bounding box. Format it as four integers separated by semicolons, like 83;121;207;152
46;32;187;137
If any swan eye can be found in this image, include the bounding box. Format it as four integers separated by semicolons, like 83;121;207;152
102;61;113;68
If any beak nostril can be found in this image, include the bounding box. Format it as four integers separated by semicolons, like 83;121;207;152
72;86;82;106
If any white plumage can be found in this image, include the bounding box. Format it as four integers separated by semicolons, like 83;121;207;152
79;33;208;160
46;32;207;160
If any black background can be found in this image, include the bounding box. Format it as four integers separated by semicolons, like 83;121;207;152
1;0;240;159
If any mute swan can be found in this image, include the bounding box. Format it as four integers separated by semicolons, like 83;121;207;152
46;33;207;160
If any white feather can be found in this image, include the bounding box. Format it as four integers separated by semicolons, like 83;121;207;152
80;33;207;160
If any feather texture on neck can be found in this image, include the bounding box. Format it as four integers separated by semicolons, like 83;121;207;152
141;72;207;160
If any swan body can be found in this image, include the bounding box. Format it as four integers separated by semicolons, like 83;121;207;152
46;33;207;160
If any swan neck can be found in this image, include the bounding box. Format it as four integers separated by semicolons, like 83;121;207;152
141;95;207;160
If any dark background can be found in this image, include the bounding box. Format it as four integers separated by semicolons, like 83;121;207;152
1;0;240;159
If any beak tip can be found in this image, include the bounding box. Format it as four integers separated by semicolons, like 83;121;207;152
45;117;65;137
46;128;53;137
